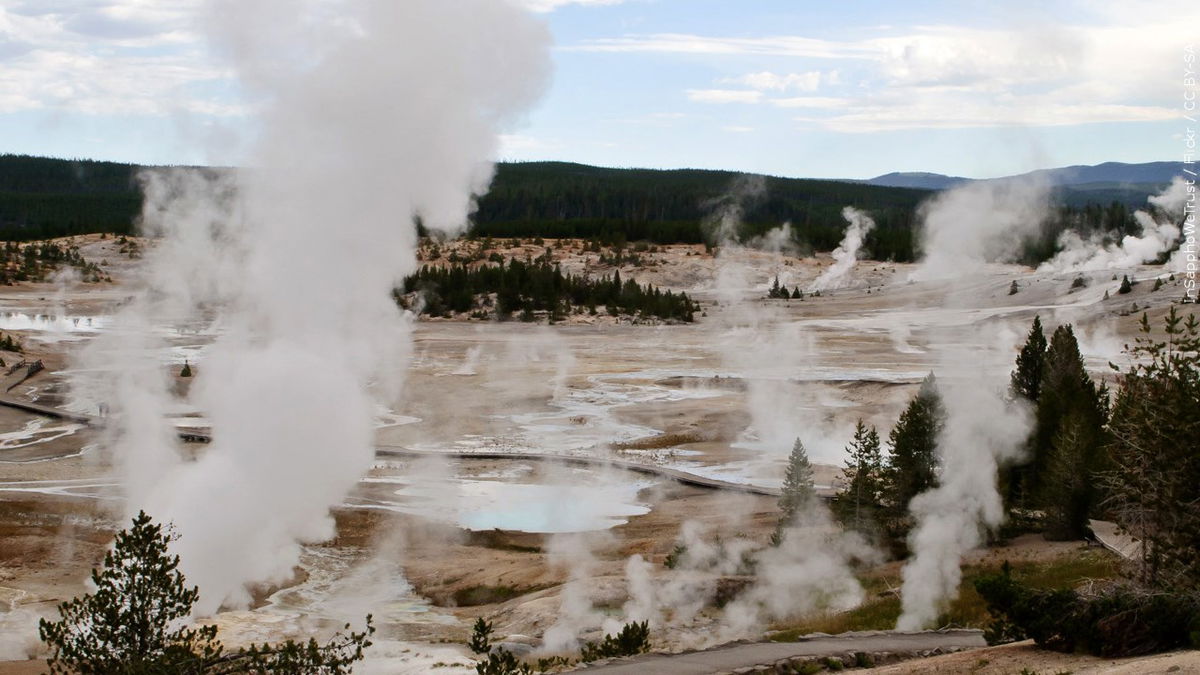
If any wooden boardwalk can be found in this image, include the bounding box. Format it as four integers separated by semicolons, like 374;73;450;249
0;395;99;426
0;396;786;497
376;446;784;497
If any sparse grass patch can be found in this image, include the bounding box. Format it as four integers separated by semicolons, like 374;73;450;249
612;432;703;451
451;583;550;607
769;548;1119;641
466;529;542;554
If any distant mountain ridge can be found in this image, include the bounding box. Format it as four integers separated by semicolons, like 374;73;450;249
864;172;969;190
866;161;1179;190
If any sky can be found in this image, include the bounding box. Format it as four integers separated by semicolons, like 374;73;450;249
0;0;1195;179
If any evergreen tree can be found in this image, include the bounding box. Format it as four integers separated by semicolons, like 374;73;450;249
1105;309;1200;590
779;438;816;522
1043;412;1096;539
882;373;945;530
1004;315;1048;510
401;260;696;323
1010;315;1048;402
39;511;374;674
836;419;883;535
1032;324;1108;539
1118;275;1133;294
468;617;494;655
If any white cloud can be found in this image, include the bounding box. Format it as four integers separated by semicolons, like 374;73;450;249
569;33;871;59
771;96;850;108
520;0;630;13
795;101;1176;133
686;89;763;104
727;70;822;92
722;125;754;133
0;1;242;117
579;12;1199;131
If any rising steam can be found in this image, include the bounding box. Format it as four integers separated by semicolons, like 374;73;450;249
1038;177;1190;273
896;333;1032;630
909;178;1050;281
74;0;550;614
809;207;875;291
701;174;766;245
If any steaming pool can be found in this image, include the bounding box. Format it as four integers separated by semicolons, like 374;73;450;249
348;459;656;533
0;312;107;335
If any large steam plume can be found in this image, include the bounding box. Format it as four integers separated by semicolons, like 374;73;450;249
75;0;550;614
1038;177;1191;273
809;207;875;291
895;332;1032;630
909;178;1050;281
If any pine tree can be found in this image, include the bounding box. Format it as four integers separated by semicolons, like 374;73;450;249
779;438;816;522
1004;315;1048;510
1043;412;1096;539
1105;309;1200;590
1033;324;1108;539
882;374;944;531
1010;316;1047;402
468;617;494;655
39;512;374;674
836;420;883;535
1118;275;1132;294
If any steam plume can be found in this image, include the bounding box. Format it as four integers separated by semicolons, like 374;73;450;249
75;0;550;613
909;178;1050;281
810;207;875;291
701;174;766;244
1038;177;1190;273
895;334;1032;630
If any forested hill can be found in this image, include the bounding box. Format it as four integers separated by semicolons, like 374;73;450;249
0;154;928;259
2;154;1152;264
0;154;144;238
472;161;928;259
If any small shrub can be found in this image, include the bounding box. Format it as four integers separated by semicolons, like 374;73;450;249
1071;276;1087;289
663;544;686;569
974;564;1200;657
476;649;532;675
469;617;493;655
1118;275;1133;294
535;655;573;672
1009;280;1020;295
579;621;650;662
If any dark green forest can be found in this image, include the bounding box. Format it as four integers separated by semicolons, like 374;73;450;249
399;258;698;323
0;154;1152;264
471;161;927;260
